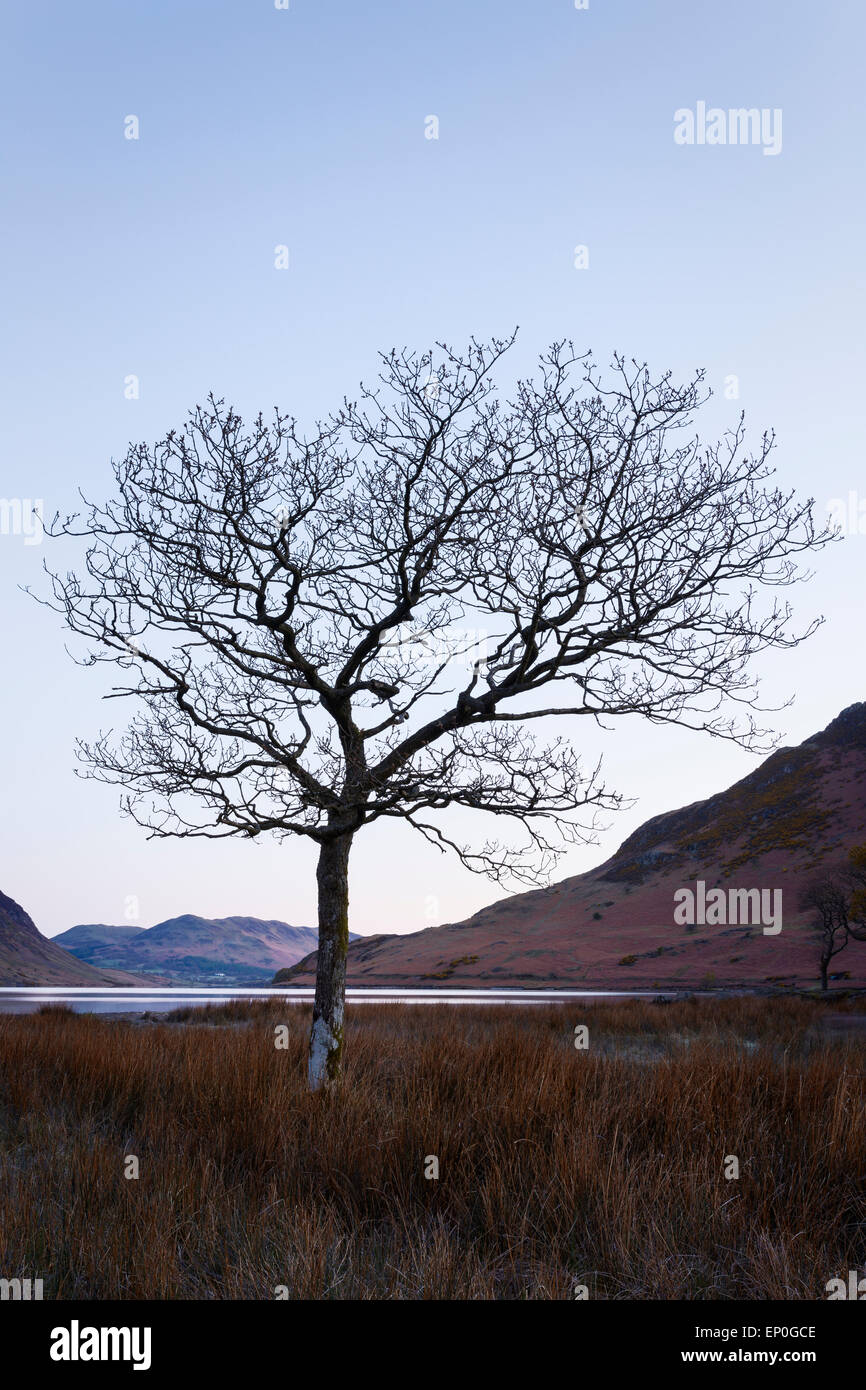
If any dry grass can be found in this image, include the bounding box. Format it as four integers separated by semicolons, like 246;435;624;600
1;994;865;1299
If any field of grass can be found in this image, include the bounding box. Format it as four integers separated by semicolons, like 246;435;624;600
0;995;864;1299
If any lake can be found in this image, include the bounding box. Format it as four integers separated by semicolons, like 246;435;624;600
0;986;660;1015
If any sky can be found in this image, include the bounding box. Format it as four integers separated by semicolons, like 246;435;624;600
1;0;864;939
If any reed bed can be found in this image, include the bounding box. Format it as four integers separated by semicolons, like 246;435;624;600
0;995;864;1299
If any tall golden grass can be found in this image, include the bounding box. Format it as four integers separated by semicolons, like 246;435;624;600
0;995;864;1299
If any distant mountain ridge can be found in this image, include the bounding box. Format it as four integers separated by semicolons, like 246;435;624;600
54;913;351;984
282;702;866;990
0;892;146;986
58;924;145;948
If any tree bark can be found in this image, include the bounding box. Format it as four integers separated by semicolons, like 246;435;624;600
308;830;353;1091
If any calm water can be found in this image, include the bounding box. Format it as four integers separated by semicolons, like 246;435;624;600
0;987;658;1015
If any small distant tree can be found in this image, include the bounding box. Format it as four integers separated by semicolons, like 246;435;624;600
41;334;830;1088
801;875;853;991
801;847;866;990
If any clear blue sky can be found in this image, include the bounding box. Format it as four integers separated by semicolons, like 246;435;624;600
1;0;864;937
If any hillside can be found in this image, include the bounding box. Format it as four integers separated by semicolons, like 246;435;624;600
282;702;866;990
0;892;146;986
55;914;347;984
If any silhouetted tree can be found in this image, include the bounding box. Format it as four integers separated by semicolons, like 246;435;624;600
801;848;866;990
41;334;830;1087
801;875;853;991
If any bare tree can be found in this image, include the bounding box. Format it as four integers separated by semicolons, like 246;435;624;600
40;334;830;1088
802;848;866;990
801;875;853;991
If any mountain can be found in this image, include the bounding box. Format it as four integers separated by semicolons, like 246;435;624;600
282;703;866;990
0;892;146;986
57;924;145;948
54;914;348;985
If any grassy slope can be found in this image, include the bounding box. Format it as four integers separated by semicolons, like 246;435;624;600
286;737;866;989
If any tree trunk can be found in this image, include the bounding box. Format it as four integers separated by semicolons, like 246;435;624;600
820;957;829;992
308;831;353;1091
